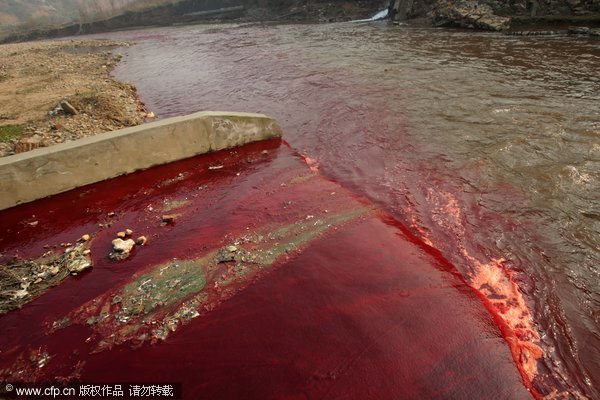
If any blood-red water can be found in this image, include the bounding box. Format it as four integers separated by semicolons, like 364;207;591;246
80;218;531;400
3;21;598;399
98;23;598;397
1;142;534;398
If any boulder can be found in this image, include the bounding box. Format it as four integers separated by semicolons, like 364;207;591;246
110;238;135;260
431;1;511;31
67;258;92;274
60;100;78;115
66;243;93;274
15;136;42;154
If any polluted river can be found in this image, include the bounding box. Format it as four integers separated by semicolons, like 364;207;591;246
1;22;599;399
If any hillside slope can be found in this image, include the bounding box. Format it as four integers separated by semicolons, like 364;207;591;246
0;0;177;34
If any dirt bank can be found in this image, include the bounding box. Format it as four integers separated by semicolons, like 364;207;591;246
0;40;150;157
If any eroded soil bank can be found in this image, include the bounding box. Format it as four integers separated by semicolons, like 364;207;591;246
0;40;149;157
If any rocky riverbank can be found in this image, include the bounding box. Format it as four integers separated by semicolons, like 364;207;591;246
391;0;600;31
0;40;150;157
2;0;599;43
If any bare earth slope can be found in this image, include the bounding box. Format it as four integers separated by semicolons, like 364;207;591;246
0;40;149;157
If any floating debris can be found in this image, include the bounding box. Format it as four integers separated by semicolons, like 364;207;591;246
57;206;370;351
157;172;189;188
161;215;176;223
161;198;191;213
215;245;249;264
52;317;71;330
64;243;93;274
0;239;93;314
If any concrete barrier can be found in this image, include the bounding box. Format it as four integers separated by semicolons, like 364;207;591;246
0;111;282;211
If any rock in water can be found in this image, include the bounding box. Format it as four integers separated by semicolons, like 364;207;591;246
66;243;93;274
162;215;176;223
110;238;136;260
68;258;92;274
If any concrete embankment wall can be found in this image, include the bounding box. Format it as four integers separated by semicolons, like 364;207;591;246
0;111;282;211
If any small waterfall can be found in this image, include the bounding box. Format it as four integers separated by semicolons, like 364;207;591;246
370;9;389;21
350;8;389;23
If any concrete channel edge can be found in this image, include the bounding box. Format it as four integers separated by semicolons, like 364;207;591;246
0;111;283;211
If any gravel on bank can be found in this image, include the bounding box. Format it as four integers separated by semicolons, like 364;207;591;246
0;39;151;157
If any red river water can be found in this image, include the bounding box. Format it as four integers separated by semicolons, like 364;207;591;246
0;22;598;399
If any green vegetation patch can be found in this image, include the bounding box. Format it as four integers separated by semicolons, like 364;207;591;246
0;124;23;142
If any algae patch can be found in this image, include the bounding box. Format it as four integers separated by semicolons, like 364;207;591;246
60;206;372;350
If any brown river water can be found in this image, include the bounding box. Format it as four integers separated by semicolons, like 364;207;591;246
88;22;598;397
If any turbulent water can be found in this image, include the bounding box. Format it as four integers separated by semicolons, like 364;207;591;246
96;23;598;397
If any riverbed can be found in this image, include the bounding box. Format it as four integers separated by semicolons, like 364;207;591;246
98;22;599;397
